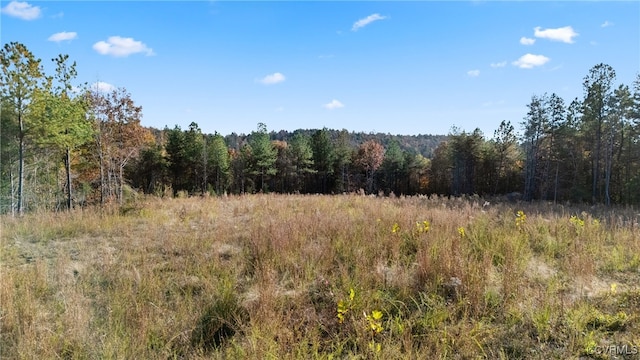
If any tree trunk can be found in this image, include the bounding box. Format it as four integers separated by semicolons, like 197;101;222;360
97;138;106;206
99;160;105;205
17;113;25;216
261;167;265;192
593;116;602;203
341;164;347;193
604;126;614;206
202;135;208;195
119;164;124;205
553;162;559;204
65;146;72;211
216;168;221;196
10;168;15;216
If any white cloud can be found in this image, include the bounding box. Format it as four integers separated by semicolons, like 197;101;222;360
352;13;387;31
258;72;286;85
1;1;41;20
93;36;155;57
490;61;507;68
467;69;480;77
534;26;579;44
48;31;77;42
323;99;344;110
520;37;536;45
275;106;284;112
512;53;550;69
601;20;613;28
91;81;116;93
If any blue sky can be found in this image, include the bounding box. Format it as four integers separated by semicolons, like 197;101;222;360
2;1;639;137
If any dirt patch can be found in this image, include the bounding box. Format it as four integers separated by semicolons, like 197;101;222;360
526;257;557;281
525;257;640;302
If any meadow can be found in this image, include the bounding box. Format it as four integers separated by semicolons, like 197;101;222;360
1;194;639;359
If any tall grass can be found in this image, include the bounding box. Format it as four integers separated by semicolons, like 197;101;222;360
1;194;638;358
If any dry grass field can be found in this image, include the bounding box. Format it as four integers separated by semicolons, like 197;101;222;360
1;194;639;359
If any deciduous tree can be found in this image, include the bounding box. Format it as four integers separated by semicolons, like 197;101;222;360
88;87;151;204
32;54;93;210
355;139;385;194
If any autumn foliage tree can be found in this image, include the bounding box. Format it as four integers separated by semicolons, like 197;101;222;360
88;87;152;204
355;139;385;194
407;153;430;194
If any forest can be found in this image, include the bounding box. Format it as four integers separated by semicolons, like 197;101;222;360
2;41;640;214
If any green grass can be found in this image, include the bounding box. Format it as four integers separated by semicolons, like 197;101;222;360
1;194;639;359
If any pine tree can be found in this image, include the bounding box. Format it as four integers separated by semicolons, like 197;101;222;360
0;42;45;214
289;132;315;192
311;128;334;193
248;123;277;192
207;132;230;195
380;139;405;194
581;63;616;203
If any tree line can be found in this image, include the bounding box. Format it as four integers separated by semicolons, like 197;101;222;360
1;42;152;214
2;42;640;214
135;122;438;198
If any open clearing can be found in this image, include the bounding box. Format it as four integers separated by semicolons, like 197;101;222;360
1;194;639;359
